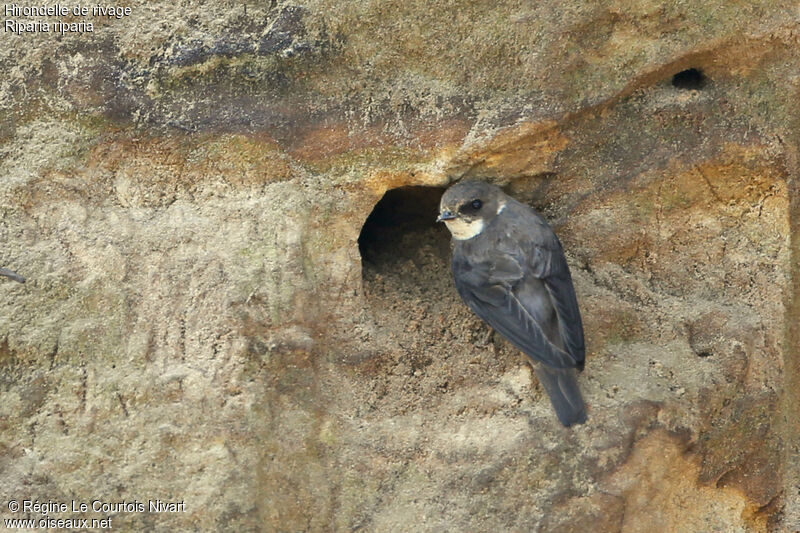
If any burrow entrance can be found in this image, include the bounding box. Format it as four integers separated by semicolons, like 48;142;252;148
357;185;456;329
358;186;450;274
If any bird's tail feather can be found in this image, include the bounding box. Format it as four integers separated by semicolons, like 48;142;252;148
534;366;586;427
0;268;24;283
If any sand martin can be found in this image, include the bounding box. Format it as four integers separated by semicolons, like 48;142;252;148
438;181;586;426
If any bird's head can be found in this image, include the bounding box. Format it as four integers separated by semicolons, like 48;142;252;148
437;181;506;240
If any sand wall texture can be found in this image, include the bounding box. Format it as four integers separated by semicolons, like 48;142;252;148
1;1;799;531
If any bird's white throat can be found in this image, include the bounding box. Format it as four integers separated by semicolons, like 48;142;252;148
444;218;484;240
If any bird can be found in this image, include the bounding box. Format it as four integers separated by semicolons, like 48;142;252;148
0;268;25;283
437;181;586;426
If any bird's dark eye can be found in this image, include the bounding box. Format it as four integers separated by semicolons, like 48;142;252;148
471;199;482;210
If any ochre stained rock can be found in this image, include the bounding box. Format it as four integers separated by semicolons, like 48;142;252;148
604;430;769;533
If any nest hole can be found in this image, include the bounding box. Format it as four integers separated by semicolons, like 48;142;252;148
357;185;458;327
359;186;450;275
671;68;707;90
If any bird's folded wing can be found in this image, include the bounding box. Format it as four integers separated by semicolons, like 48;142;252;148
456;280;578;369
529;245;585;365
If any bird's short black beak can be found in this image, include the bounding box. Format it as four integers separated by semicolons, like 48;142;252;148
437;210;456;223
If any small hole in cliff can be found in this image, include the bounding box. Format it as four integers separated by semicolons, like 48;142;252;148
697;350;713;358
359;186;449;273
671;68;707;90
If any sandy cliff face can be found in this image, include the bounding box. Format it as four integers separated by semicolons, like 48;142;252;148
1;1;799;531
